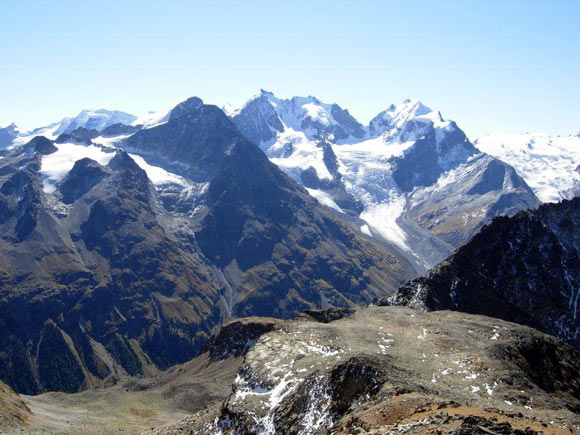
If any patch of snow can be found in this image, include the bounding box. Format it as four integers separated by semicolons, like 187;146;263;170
40;142;116;193
94;133;133;147
306;188;343;212
298;375;332;433
267;126;333;180
360;224;372;236
221;103;239;117
128;154;191;188
485;382;498;396
302;102;333;127
133;108;171;129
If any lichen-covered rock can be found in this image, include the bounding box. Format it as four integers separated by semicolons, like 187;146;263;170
210;306;580;434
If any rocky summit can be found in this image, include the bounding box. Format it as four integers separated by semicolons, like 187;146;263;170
178;306;580;434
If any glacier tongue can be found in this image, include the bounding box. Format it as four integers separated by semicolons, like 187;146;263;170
360;196;409;252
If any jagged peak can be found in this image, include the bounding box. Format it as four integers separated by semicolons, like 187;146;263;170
380;98;434;122
107;150;143;173
369;98;450;139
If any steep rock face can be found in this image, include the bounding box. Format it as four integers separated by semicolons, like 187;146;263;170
229;93;540;271
168;96;204;121
390;125;477;192
36;319;90;393
389;197;580;348
207;307;580;434
0;98;415;394
0;149;222;394
406;153;538;247
232;93;284;145
206;317;283;361
59;158;109;203
100;122;141;136
125;100;242;181
23;136;57;155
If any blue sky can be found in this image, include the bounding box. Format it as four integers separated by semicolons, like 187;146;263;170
1;0;578;140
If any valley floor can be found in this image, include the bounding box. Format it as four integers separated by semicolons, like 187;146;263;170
0;354;240;435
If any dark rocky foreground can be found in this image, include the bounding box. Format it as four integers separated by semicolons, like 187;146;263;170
155;306;580;434
385;197;580;349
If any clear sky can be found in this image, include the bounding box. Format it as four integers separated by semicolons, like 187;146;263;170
1;0;578;140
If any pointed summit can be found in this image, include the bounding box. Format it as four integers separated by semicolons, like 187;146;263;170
169;96;204;121
369;99;441;139
0;122;21;148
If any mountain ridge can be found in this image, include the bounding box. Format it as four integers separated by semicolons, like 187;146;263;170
386;196;580;348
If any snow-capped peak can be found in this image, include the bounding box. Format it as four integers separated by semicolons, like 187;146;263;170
369;99;447;140
57;109;137;135
0;122;17;130
24;108;138;140
236;91;365;143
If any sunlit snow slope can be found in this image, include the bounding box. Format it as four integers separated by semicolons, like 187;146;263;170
476;133;580;203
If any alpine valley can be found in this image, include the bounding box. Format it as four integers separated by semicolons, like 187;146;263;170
0;92;578;434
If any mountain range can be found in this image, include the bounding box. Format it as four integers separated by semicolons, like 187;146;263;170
0;97;412;395
2;91;552;271
0;92;576;399
230;91;540;269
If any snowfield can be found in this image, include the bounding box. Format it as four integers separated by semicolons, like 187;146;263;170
40;142;116;193
476;133;580;203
